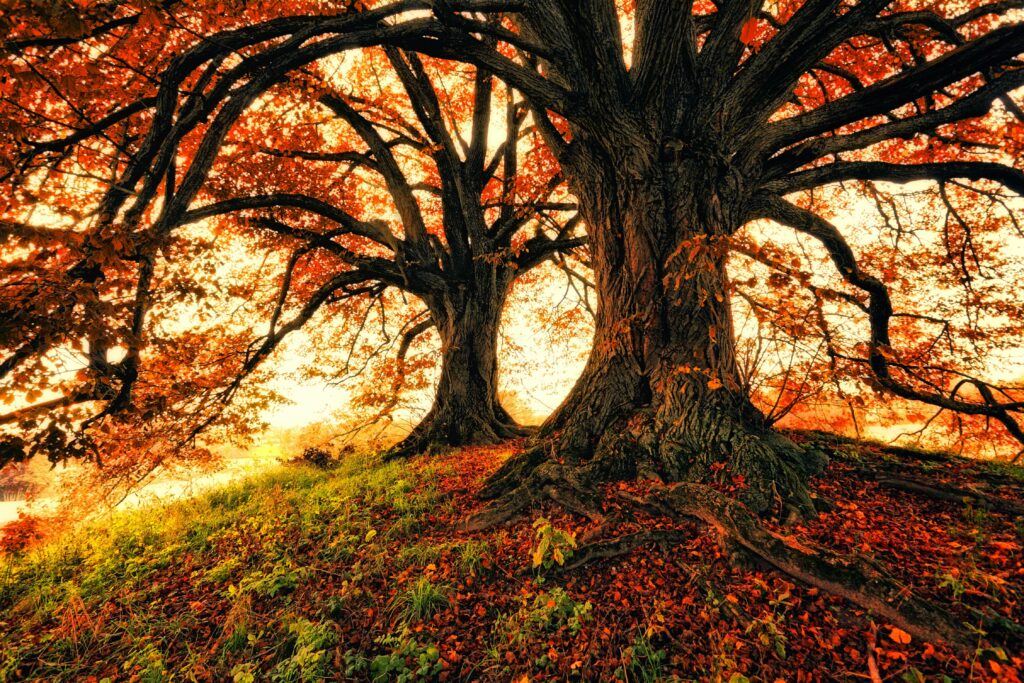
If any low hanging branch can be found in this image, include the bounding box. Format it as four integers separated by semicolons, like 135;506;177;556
758;194;1024;455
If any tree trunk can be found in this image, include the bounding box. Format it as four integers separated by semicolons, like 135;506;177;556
482;119;825;515
392;266;527;455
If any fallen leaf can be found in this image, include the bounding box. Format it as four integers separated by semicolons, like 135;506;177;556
889;627;912;645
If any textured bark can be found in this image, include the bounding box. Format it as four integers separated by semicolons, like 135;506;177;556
392;264;527;456
482;115;825;515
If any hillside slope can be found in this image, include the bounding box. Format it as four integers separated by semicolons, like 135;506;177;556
1;435;1022;682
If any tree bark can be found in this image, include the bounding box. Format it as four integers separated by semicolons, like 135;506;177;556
392;264;527;455
482;115;825;515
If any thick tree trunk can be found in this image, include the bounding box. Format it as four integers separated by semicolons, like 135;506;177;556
392;266;527;456
482;120;825;515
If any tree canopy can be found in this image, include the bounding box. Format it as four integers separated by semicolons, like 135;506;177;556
1;0;1023;514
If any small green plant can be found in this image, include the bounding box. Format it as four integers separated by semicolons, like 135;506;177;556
937;570;966;600
344;630;442;682
489;587;593;664
614;635;668;683
745;588;790;661
936;565;1006;603
705;629;746;683
531;517;577;570
122;643;168;683
900;667;926;683
390;576;450;623
962;504;990;527
385;515;423;540
456;540;491;576
202;556;241;584
746;612;787;661
397;542;446;569
235;561;308;598
270;618;338;683
537;588;593;635
230;662;257;683
392;485;438;516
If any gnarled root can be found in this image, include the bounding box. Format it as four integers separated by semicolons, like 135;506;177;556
464;461;602;531
654;482;974;650
478;474;992;651
385;411;533;460
478;412;826;523
560;529;691;571
875;477;1024;517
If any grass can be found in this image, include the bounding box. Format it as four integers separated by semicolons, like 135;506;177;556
1;439;1022;682
0;452;436;682
389;575;450;623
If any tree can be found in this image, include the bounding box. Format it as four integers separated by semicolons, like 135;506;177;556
466;1;1024;524
4;0;1024;645
0;4;583;467
3;1;1024;520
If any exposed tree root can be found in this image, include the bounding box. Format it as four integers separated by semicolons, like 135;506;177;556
466;428;1019;650
560;529;691;572
652;483;973;649
468;469;998;650
803;431;1024;518
875;476;1024;517
465;461;601;531
477;445;550;500
479;412;829;523
385;413;533;460
802;429;1024;494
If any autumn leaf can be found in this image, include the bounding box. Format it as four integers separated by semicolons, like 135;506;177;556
739;17;758;44
532;536;550;568
889;627;912;645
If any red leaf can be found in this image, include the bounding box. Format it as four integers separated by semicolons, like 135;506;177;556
740;17;758;44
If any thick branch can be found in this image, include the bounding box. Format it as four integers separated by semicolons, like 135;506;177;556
766;23;1024;151
182;193;397;248
767;161;1024;196
758;194;1024;446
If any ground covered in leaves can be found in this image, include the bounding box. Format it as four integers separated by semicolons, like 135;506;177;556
0;433;1022;682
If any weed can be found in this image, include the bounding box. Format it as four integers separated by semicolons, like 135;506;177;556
220;593;255;655
531;517;576;570
706;630;745;683
456;540;491;576
392;484;438;516
937;569;966;600
385;515;423;540
122;642;169;683
745;587;791;661
962;504;990;527
235;561;308;598
390;576;450;623
746;611;788;661
231;662;258;683
344;629;442;682
397;542;446;569
203;556;242;585
615;635;669;682
936;565;1007;603
489;587;593;662
270;618;338;683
